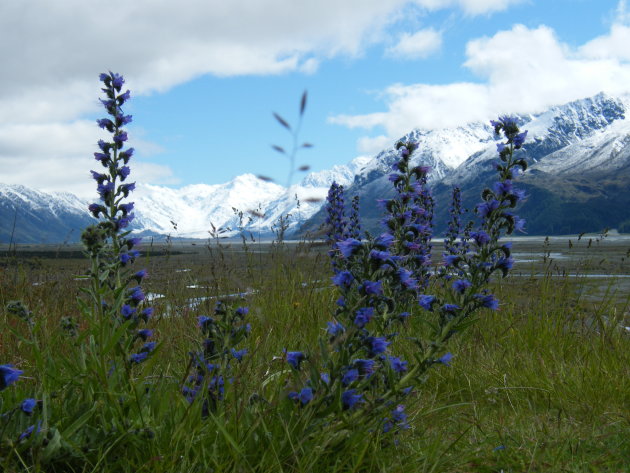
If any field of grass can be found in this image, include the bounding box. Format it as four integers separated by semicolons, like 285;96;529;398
0;236;629;472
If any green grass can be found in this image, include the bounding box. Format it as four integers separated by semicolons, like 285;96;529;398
0;240;628;472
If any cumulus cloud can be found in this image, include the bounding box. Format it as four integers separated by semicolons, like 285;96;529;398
0;120;172;198
331;21;630;144
0;0;526;193
386;28;443;59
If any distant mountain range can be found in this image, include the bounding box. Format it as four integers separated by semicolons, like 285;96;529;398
2;92;630;244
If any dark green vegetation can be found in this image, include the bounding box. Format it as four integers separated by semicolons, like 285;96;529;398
1;237;629;472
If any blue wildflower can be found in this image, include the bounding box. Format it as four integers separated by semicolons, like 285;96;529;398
342;389;363;409
130;352;149;364
298;387;313;405
18;421;41;441
331;270;354;288
327;321;345;337
367;336;390;356
353;359;376;376
20;398;37;415
286;351;306;370
388;356;408;373
342;368;359;386
436;352;453;366
476;294;499;310
361;280;383;296
198;316;214;330
121;304;136;319
137;329;153;341
452;279;472;294
336;238;362;259
354;307;374;328
374;232;394;249
418;295;437;311
231;348;248;361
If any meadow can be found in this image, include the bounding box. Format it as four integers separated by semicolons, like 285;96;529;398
1;235;628;472
0;72;629;473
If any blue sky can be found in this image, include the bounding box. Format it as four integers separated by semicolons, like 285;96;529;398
1;0;629;197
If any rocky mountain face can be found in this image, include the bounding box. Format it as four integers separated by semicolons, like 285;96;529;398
2;92;630;244
300;92;630;237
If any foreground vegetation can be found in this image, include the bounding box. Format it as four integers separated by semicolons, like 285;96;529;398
1;238;628;472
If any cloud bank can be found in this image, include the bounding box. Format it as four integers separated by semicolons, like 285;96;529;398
331;16;630;154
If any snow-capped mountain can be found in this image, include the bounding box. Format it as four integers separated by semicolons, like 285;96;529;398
3;92;630;243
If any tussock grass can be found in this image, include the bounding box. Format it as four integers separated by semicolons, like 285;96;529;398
1;240;628;472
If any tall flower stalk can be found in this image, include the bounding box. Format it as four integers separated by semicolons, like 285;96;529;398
81;72;154;377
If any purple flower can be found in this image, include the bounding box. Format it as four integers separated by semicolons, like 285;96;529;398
367;336;390;356
369;249;391;262
342;389;363;409
336;238;362;259
141;307;154;321
119;202;135;215
471;231;490;246
342;368;359;386
331;270;354;288
121;304;136;319
137;329;153;341
442;304;460;313
111;72;125;90
375;233;395;249
353;358;376;376
113;131;128;146
436;352;453;366
129;286;145;303
130;352;148;364
94;152;109;164
493;180;513;196
476;293;499;310
513;130;528;148
198;316;214;330
477;199;500;218
18;421;41;441
117;114;133;126
320;373;330;384
336;297;345;307
96;118;114;132
88;203;104;218
418;295;437;311
361;280;383;296
140;342;156;353
236;307;249;316
396;268;418;290
496;257;514;271
452;279;472;294
20;398;37;415
118;90;131;104
327;321;345;337
231;348;248;361
388;356;408;373
97;182;115;200
286;351;305;370
444;254;459;266
354;307;374;328
118;165;131;180
120;182;136;197
298;387;313;405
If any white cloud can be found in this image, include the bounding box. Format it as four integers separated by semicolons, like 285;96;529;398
386;28;442;59
357;135;393;154
332;22;630;146
0;120;173;198
0;0;527;194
